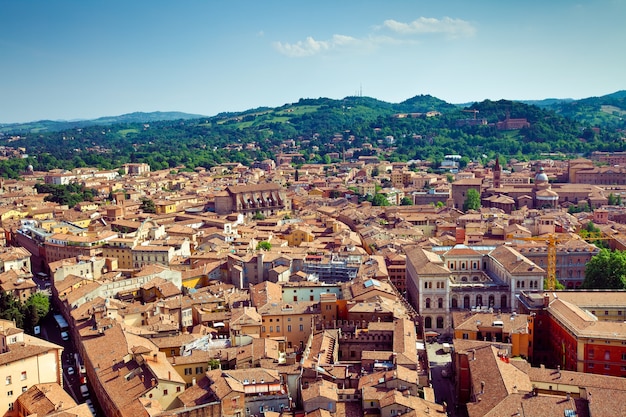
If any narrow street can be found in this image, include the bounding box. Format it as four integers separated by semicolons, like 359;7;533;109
425;340;468;417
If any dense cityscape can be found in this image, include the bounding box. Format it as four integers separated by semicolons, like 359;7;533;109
1;92;626;417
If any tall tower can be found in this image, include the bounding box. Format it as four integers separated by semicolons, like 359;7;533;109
493;157;502;189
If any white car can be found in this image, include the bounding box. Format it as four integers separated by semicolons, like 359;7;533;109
61;331;69;341
67;366;75;376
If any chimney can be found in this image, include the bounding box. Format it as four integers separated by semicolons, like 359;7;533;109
543;293;550;307
153;353;158;362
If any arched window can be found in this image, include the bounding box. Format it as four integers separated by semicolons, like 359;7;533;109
488;295;495;307
464;295;470;309
500;295;507;309
461;276;468;282
438;298;443;309
425;298;431;309
451;297;458;309
424;316;432;328
476;295;483;306
436;316;444;328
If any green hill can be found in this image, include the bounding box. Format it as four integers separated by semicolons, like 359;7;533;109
0;93;624;179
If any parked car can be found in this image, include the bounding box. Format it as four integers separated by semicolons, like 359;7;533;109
67;366;75;376
80;384;90;398
85;398;96;415
61;331;69;341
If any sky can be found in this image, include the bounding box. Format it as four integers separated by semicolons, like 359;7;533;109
1;0;625;123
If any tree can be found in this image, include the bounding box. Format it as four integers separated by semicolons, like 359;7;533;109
208;358;221;370
400;196;413;206
252;211;265;220
0;291;24;329
24;293;50;320
463;188;481;211
582;249;626;289
608;193;622;206
372;193;390;206
140;197;156;213
256;241;271;251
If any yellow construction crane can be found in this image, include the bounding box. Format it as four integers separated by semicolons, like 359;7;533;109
507;233;612;291
462;109;480;119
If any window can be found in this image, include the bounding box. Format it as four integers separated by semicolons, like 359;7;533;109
21;386;27;393
8;403;13;411
287;325;292;332
299;325;304;331
20;372;26;381
605;364;610;370
261;325;266;332
184;368;192;375
177;386;181;392
463;333;469;339
196;367;203;374
589;350;595;358
622;353;626;361
5;376;10;385
7;390;12;397
269;326;273;332
589;363;594;368
163;389;168;395
276;325;280;332
605;351;610;360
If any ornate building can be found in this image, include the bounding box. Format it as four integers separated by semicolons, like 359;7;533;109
405;244;544;334
214;183;291;216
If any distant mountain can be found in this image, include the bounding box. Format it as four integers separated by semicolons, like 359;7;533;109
518;98;575;107
1;92;625;179
0;111;207;134
544;90;626;130
397;94;458;113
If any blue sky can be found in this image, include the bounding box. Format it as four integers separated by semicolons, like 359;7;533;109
1;0;624;123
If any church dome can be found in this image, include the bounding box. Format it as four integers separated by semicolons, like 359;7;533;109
535;167;549;184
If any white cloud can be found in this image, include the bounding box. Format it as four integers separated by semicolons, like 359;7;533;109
274;33;401;57
273;36;331;57
274;16;473;57
383;17;476;37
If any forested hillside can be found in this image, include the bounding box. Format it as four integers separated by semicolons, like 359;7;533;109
0;93;624;179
